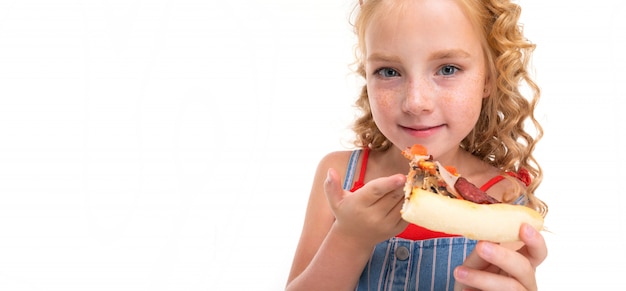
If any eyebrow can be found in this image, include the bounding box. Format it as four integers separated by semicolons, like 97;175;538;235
428;49;471;61
367;53;401;63
367;49;471;63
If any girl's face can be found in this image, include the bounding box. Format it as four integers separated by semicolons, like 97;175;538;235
365;0;489;160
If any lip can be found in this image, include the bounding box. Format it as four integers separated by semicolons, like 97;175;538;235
400;124;444;138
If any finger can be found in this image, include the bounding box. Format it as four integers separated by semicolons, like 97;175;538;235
458;241;491;271
378;186;406;216
475;241;537;290
454;242;508;291
389;197;409;234
455;224;547;291
453;241;493;291
387;192;405;217
454;265;525;291
356;174;406;206
324;168;346;210
516;223;548;268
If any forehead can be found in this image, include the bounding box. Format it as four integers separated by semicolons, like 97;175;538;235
364;0;484;57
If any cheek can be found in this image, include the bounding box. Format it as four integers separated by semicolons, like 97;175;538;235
368;85;399;115
443;83;484;120
372;92;393;111
367;87;400;134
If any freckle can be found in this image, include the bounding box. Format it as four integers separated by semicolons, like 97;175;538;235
374;92;393;109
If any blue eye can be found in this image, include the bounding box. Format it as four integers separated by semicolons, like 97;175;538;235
438;65;459;76
375;68;400;78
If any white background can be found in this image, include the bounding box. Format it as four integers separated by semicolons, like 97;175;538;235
0;0;624;290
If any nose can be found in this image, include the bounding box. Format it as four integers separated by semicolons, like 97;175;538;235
402;78;435;114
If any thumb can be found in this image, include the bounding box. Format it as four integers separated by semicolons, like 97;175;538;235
324;168;346;209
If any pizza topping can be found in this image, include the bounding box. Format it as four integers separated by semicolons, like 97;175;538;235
402;145;501;205
454;177;500;204
409;144;428;156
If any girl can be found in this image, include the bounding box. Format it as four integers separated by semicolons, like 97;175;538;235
286;0;548;290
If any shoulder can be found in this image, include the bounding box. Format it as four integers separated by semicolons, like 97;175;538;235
484;174;527;204
460;153;525;203
300;150;357;233
314;150;357;178
318;150;355;164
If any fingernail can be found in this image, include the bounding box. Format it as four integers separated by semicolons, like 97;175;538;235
326;170;332;184
455;266;468;279
481;242;494;258
524;223;536;239
394;174;406;186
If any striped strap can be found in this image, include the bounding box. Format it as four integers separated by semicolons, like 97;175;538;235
342;149;361;190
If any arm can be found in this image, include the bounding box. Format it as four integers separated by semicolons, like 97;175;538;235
286;152;407;291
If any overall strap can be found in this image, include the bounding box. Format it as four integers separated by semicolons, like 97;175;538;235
342;148;370;191
342;150;362;190
481;171;531;205
350;148;369;191
481;169;532;191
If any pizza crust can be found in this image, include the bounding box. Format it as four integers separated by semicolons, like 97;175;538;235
401;187;544;242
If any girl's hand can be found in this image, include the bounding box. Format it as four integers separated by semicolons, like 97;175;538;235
324;168;408;247
453;223;547;291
